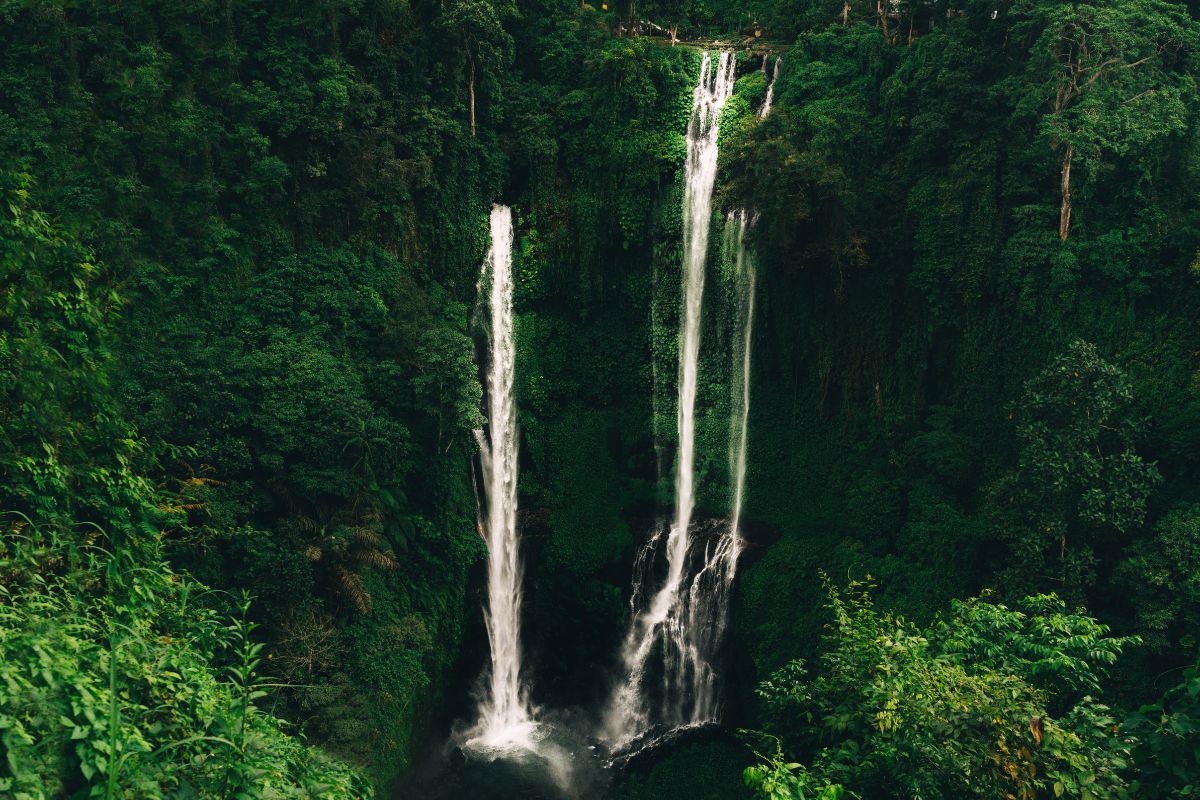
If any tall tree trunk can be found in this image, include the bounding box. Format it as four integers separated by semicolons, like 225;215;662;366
1059;142;1073;240
468;55;476;137
842;0;851;25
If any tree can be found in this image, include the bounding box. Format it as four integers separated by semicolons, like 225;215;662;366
440;0;515;136
641;0;691;38
994;340;1160;596
1116;503;1200;653
1013;0;1199;240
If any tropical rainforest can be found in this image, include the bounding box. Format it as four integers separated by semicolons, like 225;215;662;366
2;0;1200;797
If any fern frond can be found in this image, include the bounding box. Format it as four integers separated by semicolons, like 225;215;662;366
335;566;371;614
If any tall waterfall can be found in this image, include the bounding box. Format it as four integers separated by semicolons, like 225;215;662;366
758;56;781;117
725;210;756;539
603;51;738;749
470;205;535;750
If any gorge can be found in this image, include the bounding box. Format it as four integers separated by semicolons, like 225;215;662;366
451;53;756;793
3;3;1200;800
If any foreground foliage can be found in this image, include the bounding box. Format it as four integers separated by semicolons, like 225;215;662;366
0;569;368;799
745;580;1138;800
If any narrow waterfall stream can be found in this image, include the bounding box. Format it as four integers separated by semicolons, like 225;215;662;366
725;210;756;540
677;209;758;726
603;51;740;751
759;56;781;118
673;50;737;556
469;205;536;751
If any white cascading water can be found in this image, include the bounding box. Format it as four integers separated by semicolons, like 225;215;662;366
758;56;781;118
603;52;739;749
469;204;536;751
725;210;756;539
673;51;736;557
674;211;758;726
682;210;758;724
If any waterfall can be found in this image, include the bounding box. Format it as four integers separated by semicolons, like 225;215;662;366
725;210;756;539
758;56;781;118
469;204;536;751
673;51;734;601
603;51;738;749
669;211;755;728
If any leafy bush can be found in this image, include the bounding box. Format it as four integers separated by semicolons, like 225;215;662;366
1124;664;1200;798
744;578;1137;800
0;564;369;799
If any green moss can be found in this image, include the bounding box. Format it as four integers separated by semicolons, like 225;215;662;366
543;409;634;575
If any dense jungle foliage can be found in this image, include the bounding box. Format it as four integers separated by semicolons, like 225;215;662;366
2;0;1200;797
